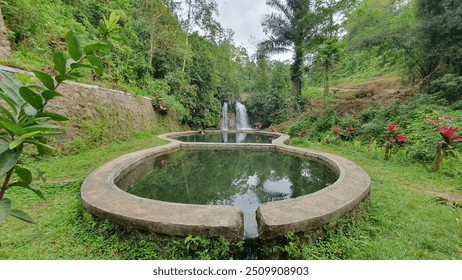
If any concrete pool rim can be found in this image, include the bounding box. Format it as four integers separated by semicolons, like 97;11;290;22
80;130;371;241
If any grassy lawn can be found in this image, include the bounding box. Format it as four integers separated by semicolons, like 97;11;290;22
0;133;461;259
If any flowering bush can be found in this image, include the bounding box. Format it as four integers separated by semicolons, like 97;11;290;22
384;123;408;160
332;127;342;138
432;126;462;171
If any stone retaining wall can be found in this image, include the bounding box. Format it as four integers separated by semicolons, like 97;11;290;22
0;8;11;58
0;65;178;150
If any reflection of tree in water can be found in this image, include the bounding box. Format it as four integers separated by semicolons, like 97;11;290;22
128;149;337;206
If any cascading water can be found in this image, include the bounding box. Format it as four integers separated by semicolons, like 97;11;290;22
220;101;252;138
221;101;229;130
235;101;252;130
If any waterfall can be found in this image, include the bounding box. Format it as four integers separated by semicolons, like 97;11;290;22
235;101;251;130
219;101;252;131
221;101;229;130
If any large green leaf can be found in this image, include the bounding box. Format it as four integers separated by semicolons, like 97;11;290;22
70;63;94;70
37;112;68;122
83;43;111;55
9;182;45;200
88;55;104;75
10;209;35;223
55;75;69;84
19;86;43;110
53;52;67;75
8;139;23;150
0;70;24;111
32;70;55;90
24;140;55;151
66;31;83;61
14;166;32;185
0;117;27;135
20;131;41;139
24;123;60;132
0;143;8;154
41;90;62;101
0;198;12;224
0;148;19;177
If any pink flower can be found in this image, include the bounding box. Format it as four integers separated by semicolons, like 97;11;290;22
431;121;436;126
444;116;453;120
422;119;428;124
332;127;343;135
396;134;408;142
387;123;397;131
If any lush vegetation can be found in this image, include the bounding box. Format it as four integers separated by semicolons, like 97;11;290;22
1;0;461;260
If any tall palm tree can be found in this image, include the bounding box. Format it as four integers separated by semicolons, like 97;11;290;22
257;0;321;116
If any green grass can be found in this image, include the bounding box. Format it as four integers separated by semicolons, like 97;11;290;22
1;133;461;259
27;129;168;181
282;141;462;260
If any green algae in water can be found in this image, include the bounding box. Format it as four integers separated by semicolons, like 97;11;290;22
127;149;338;238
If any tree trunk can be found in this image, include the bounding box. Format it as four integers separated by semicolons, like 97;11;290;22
289;46;303;117
182;0;192;72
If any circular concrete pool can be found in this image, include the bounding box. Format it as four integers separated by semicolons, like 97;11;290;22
81;131;371;240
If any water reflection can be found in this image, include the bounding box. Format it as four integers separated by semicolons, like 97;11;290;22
126;149;338;238
174;133;275;144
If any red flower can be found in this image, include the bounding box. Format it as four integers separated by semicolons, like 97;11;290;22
396;134;408;142
387;123;397;131
438;126;458;138
346;126;354;134
402;116;407;120
255;121;262;129
444;116;453;120
438;126;462;143
332;127;342;134
422;119;428;124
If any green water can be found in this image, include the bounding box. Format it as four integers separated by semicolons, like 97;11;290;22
127;149;338;238
172;132;276;143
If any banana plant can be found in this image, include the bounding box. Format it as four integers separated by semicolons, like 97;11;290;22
0;11;122;224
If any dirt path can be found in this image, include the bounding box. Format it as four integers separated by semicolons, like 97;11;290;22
273;75;416;132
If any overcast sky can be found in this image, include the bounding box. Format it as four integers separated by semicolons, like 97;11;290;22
215;0;291;61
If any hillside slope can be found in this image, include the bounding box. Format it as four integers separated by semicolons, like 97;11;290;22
274;75;415;132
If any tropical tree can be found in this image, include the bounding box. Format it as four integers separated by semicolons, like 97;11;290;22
417;0;462;78
257;0;326;116
181;0;222;71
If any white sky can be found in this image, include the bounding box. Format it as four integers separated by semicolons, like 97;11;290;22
215;0;292;61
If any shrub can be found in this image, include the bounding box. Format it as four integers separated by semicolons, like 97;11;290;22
425;74;462;104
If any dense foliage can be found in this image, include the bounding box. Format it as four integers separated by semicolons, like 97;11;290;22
0;0;268;128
